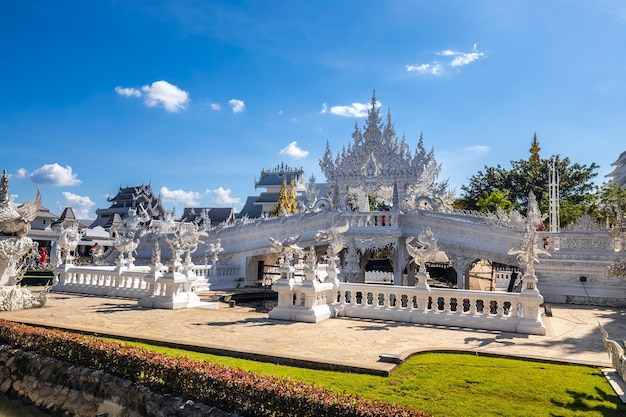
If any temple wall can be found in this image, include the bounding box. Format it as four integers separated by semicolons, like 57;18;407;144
537;259;626;306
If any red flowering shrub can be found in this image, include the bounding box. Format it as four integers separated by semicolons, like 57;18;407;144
0;320;430;417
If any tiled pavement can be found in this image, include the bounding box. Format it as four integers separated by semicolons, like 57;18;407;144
1;290;625;376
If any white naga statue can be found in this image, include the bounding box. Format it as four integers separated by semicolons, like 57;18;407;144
507;192;551;279
269;233;304;267
405;228;439;274
0;168;41;286
314;219;349;282
0;168;47;309
57;225;82;260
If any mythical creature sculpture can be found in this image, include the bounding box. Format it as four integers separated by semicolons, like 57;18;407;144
315;219;349;259
600;323;626;383
206;238;223;264
507;192;551;278
269;233;304;266
0;286;47;311
113;229;139;257
165;223;203;266
0;168;41;238
58;225;82;254
405;228;438;273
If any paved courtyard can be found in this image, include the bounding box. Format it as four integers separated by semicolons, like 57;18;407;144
1;290;625;375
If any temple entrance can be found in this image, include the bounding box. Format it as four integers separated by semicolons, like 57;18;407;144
361;247;394;284
467;259;521;292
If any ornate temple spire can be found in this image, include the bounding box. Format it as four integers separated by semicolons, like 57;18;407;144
529;133;541;165
382;108;396;147
363;91;382;143
0;168;9;205
352;122;362;145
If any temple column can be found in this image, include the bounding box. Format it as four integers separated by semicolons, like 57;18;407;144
450;254;473;289
393;242;408;286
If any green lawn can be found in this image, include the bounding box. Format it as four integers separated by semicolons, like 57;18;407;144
120;340;626;417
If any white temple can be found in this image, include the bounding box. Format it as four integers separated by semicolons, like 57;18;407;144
44;93;626;323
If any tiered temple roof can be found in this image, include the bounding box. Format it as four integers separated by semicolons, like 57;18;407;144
90;184;165;230
238;164;308;218
606;150;626;188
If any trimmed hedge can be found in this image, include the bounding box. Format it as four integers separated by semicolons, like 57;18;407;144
0;320;430;417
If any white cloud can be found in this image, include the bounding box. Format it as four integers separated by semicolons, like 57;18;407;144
229;99;245;113
440;43;485;67
465;145;490;154
329;101;381;117
62;191;95;220
141;80;189;112
406;63;443;75
15;168;28;179
114;86;142;97
320;103;328;114
159;186;202;206
279;141;309;159
212;187;241;205
30;163;81;186
407;44;485;75
210;102;222;111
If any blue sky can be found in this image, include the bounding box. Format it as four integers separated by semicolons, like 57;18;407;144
2;0;625;220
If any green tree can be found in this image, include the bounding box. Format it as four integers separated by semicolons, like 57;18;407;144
476;188;514;212
591;183;626;229
460;137;599;227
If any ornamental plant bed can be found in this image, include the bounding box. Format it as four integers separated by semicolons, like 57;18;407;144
0;320;429;417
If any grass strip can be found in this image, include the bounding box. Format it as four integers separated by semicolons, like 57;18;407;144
118;339;626;417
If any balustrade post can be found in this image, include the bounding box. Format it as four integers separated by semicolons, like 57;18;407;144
516;274;546;335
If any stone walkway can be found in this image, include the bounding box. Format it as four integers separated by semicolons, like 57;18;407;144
1;290;625;376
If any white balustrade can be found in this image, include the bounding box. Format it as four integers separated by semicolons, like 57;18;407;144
191;264;242;290
52;264;152;299
277;282;544;335
343;211;398;229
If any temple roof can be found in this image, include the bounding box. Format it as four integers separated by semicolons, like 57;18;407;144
255;164;305;189
181;207;236;227
606;150;626;188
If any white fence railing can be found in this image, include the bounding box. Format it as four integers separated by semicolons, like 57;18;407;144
191;264;242;290
342;211;399;229
270;279;545;335
52;265;154;299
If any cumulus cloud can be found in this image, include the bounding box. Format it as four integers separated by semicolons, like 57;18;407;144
159;186;202;206
142;81;189;112
114;86;141;97
62;192;95;220
407;43;486;76
329;100;381;118
229;99;245;113
15;168;28;179
212;187;241;205
30;163;81;186
115;81;189;112
210;102;222;111
279;141;309;159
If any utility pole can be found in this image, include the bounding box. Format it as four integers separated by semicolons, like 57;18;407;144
549;160;560;233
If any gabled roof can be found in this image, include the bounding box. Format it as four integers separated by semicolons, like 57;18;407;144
36;206;58;220
51;207;88;229
236;196;263;219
